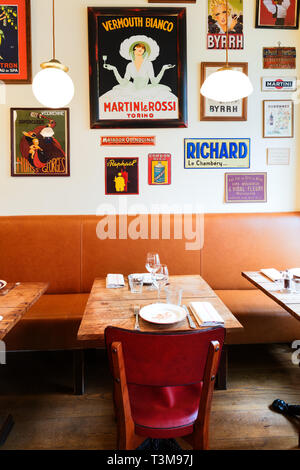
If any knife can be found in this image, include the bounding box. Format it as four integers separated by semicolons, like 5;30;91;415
183;305;197;329
134;305;140;331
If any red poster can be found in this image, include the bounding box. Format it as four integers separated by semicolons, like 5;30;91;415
256;0;299;29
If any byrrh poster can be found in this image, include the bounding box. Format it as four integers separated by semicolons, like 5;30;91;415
88;7;187;128
207;0;244;49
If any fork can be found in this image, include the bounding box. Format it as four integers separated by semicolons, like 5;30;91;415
134;305;140;331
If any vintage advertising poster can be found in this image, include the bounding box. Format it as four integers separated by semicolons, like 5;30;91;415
0;0;31;83
225;173;267;203
263;47;296;69
256;0;299;29
207;0;243;50
261;76;297;91
200;62;248;121
184;138;250;169
88;7;187;128
105;157;139;195
263;100;293;137
148;153;171;185
11;108;70;176
101;136;155;146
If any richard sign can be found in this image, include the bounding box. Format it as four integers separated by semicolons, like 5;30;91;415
184;138;250;169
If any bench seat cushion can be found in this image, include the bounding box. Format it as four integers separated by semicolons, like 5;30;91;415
216;290;300;345
4;294;100;351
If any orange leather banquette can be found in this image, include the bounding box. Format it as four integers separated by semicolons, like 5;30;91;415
1;212;300;352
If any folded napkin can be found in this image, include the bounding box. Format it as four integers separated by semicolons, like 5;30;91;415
260;269;282;282
106;274;125;289
189;302;224;327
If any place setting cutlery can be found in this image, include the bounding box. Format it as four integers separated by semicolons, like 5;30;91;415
134;305;140;331
183;304;197;329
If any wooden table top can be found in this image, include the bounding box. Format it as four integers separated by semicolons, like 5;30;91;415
77;275;243;344
0;282;48;340
242;271;300;322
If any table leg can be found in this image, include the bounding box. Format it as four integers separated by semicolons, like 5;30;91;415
0;413;14;446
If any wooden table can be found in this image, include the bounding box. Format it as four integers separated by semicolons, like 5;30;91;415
0;282;48;445
78;274;242;342
242;271;300;322
242;271;300;420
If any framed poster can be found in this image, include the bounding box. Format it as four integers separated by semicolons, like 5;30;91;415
200;62;248;121
263;100;293;137
255;0;299;29
261;76;297;91
263;47;296;69
0;0;31;83
105;158;139;195
11;108;70;177
207;0;244;50
148;153;171;185
225;173;267;203
184;138;250;169
88;7;187;129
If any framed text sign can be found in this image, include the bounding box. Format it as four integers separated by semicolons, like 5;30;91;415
88;7;187;129
263;100;293;138
200;62;248;121
225;173;267;203
263;47;296;69
184;138;250;169
261;76;297;91
11;108;70;177
0;0;31;83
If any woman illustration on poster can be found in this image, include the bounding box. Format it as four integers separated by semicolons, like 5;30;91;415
99;35;179;119
102;35;175;97
208;0;243;34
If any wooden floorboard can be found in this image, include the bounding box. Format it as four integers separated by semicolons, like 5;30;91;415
0;344;299;450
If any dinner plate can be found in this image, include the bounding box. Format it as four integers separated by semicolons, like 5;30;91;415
289;268;300;279
0;280;7;290
139;303;186;325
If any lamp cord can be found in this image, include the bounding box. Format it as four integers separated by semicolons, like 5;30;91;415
226;0;228;67
52;0;56;59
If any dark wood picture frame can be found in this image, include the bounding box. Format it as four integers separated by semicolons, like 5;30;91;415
0;0;32;83
11;108;70;177
200;62;248;121
255;0;299;29
262;99;294;138
88;7;187;129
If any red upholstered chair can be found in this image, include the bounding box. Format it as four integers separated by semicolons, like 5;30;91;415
105;326;225;450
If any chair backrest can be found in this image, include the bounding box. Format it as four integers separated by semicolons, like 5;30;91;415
105;326;225;387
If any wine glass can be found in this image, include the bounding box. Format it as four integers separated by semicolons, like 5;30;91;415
154;264;169;299
145;252;160;290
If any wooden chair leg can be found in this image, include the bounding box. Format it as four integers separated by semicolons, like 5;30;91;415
215;345;227;390
73;349;84;395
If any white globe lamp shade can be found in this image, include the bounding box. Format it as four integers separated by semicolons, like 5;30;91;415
33;67;74;108
200;68;253;102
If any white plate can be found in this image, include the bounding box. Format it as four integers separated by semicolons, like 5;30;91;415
289;268;300;279
139;303;186;325
0;316;2;321
0;280;7;290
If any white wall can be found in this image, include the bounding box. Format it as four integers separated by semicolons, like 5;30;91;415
0;0;299;215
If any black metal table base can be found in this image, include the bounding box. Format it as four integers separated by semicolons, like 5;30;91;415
0;414;14;446
137;438;182;451
271;399;300;417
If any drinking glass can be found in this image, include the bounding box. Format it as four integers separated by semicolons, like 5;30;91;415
154;264;169;299
128;274;143;294
145;253;160;290
165;286;183;306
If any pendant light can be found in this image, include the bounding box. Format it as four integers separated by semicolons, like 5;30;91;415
32;0;74;108
200;0;253;102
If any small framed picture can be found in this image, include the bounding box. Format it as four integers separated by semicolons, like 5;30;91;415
261;76;297;91
256;0;299;29
263;47;296;69
11;108;70;177
0;0;32;83
200;62;248;121
105;157;139;195
148;153;171;185
225;173;267;203
263;100;294;138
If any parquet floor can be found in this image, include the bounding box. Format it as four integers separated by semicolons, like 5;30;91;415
0;344;299;450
